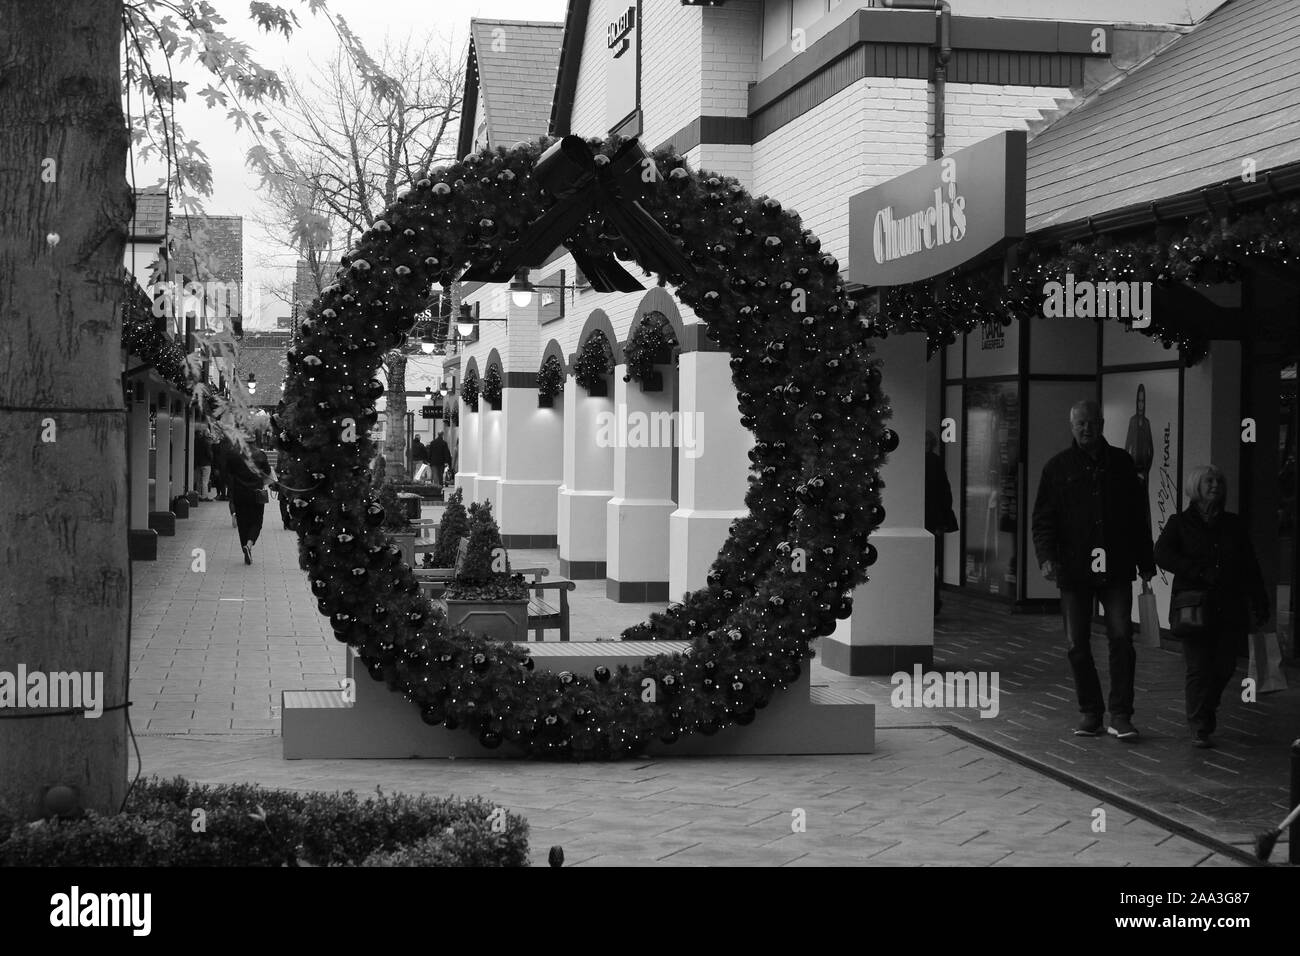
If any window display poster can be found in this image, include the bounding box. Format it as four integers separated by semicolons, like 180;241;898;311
963;382;1021;597
1102;369;1180;627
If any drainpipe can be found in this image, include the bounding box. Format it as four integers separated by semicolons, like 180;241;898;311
880;0;952;160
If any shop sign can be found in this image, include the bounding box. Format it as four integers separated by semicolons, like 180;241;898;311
849;130;1026;287
605;2;639;132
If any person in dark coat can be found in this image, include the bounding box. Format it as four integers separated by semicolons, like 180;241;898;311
1032;399;1156;741
1154;464;1268;748
925;430;958;613
227;442;272;564
209;433;232;500
193;429;214;500
427;433;452;488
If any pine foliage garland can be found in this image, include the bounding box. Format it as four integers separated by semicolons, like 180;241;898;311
461;368;479;411
574;330;612;392
537;354;564;400
623;315;676;384
481;363;502;408
875;197;1300;364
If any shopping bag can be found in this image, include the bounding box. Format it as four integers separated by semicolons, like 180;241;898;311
1248;631;1289;694
1137;581;1161;648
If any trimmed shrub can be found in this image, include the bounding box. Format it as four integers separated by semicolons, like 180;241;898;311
0;778;529;867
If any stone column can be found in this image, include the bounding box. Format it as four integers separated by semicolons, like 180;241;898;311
558;376;614;579
127;382;156;559
455;393;480;499
669;349;751;601
476;399;503;513
168;398;187;516
149;389;175;535
498;376;562;548
822;333;934;674
606;364;675;602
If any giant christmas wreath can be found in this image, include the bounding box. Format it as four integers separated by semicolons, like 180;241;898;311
275;135;894;759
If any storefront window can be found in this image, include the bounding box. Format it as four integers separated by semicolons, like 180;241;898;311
963;382;1020;598
1278;362;1296;658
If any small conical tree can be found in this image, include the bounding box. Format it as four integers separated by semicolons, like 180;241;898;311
456;499;508;585
430;488;469;567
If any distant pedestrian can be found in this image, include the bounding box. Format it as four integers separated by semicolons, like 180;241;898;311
924;430;958;613
427;433;451;488
1154;465;1268;748
209;432;232;500
228;443;272;564
194;429;214;500
1032;399;1156;741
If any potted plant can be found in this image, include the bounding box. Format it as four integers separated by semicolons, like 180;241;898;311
376;481;417;566
443;500;528;643
416;488;469;596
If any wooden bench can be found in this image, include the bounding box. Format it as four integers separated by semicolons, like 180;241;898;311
414;537;575;642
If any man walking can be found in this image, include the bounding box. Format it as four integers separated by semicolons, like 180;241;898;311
427;432;452;489
194;428;214;500
1032;399;1156;741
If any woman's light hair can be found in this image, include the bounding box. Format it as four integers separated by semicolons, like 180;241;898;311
1184;464;1226;504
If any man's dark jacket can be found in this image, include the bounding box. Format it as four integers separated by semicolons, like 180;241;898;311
1155;507;1268;634
427;436;451;475
1032;437;1156;588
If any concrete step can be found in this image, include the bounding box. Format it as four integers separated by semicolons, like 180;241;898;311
282;643;875;759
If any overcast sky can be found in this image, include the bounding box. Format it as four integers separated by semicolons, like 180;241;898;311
131;0;567;328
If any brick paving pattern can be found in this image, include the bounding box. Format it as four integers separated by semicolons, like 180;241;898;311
127;500;1298;865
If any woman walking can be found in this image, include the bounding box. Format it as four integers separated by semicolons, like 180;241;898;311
1154;465;1269;748
228;440;273;564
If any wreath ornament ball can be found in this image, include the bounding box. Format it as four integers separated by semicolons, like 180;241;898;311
277;136;893;759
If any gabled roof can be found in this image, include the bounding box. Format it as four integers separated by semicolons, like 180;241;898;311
457;18;563;157
1027;0;1300;233
128;189;169;240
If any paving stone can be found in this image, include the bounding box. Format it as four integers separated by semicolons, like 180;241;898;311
127;503;1294;866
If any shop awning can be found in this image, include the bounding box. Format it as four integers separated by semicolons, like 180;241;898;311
1027;0;1300;234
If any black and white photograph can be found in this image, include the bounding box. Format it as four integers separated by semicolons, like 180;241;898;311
1;0;1297;928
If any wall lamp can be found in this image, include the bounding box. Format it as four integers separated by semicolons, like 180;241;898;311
456;301;507;338
509;267;571;308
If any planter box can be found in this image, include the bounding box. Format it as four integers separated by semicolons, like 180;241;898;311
640;370;664;392
537;393;555;408
390;531;417;566
444;598;528;643
582;378;608;397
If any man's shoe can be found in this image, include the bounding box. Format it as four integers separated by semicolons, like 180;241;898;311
1193;732;1214;749
242;544;252;565
1108;716;1139;740
1074;714;1105;737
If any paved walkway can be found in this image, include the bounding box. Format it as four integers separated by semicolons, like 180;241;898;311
127;500;1297;865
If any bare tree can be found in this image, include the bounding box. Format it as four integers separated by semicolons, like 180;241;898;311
261;33;465;476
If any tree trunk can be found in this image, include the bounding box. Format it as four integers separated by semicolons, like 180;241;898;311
0;0;132;819
383;349;408;478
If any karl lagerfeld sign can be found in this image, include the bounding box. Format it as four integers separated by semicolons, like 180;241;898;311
606;2;639;132
849;130;1026;287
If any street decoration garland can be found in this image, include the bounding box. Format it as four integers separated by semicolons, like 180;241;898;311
623;314;677;384
275;135;893;759
537;354;564;402
121;274;192;394
874;197;1300;365
481;363;503;409
573;329;613;392
460;367;479;412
